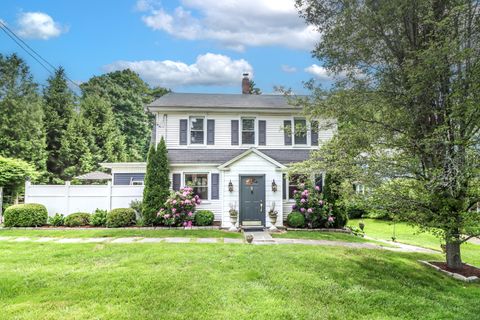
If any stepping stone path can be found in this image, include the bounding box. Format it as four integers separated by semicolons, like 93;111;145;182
0;235;440;253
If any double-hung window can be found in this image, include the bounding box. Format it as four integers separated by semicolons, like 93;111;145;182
242;118;255;145
190;117;205;144
184;173;208;200
294;118;307;145
288;174;308;199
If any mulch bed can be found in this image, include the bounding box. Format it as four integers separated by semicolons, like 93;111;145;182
430;262;480;278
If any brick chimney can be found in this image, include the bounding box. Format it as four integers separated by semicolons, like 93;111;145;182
242;73;250;94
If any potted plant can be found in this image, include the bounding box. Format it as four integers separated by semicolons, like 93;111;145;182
229;203;238;231
268;202;278;231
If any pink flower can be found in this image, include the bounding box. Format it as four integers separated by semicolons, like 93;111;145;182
183;221;187;227
328;216;335;222
163;214;170;219
319;200;323;206
175;213;179;217
183;192;189;197
187;221;192;227
188;211;193;216
171;208;176;213
293;190;297;194
300;198;306;203
196;199;202;205
300;208;306;213
315;186;320;191
307;208;313;213
185;199;191;205
172;200;177;205
194;195;199;199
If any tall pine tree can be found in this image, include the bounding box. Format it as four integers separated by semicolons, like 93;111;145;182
142;137;170;225
80;94;126;163
43;67;76;181
59;113;96;180
0;53;46;171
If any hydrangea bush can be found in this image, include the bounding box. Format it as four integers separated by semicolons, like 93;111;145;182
291;182;336;228
158;187;201;227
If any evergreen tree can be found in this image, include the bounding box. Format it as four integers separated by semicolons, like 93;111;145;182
80;94;126;163
143;138;170;225
59;113;96;180
81;70;163;161
0;53;46;171
43;67;76;181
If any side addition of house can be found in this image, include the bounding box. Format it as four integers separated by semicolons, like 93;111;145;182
102;75;336;228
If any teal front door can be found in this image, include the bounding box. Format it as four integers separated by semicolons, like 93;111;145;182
239;175;265;226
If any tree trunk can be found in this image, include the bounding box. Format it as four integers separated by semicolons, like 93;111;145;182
445;241;462;270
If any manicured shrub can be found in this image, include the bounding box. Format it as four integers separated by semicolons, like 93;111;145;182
48;213;65;226
4;203;48;227
332;207;348;228
194;210;214;226
287;212;306;228
158;187;200;227
90;209;107;227
106;208;136;228
64;212;90;227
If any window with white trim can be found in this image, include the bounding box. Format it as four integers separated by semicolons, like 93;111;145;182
288;174;308;199
190;117;205;144
184;173;208;200
294;118;307;145
241;118;255;145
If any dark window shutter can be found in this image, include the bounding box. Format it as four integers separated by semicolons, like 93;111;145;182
284;120;292;145
172;173;181;191
211;173;219;200
282;174;287;200
311;121;318;146
207;119;215;145
179;119;188;145
258;120;266;145
231;120;239;145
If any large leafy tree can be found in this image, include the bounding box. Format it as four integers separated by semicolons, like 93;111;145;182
143;138;170;226
80;70;167;161
43;67;76;181
79;94;126;164
297;0;480;269
0;54;47;171
0;156;38;209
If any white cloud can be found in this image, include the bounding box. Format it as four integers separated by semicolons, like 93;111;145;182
304;64;332;80
138;0;319;51
16;12;66;40
281;64;297;73
103;53;253;88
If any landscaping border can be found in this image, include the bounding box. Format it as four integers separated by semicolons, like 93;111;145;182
419;260;479;283
0;226;222;231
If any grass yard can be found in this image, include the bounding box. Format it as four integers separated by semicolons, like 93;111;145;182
350;219;480;266
0;228;242;239
0;241;479;320
271;230;373;243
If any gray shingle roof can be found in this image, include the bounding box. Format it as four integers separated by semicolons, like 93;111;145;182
148;93;302;110
167;149;311;165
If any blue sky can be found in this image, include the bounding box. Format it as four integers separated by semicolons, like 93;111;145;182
0;0;331;94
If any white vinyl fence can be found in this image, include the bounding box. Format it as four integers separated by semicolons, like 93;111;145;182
24;181;144;216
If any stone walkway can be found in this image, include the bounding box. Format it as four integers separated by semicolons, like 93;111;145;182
0;235;440;253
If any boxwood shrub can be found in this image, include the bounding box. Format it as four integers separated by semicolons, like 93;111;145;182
194;210;214;226
64;212;91;227
106;208;136;228
287;212;305;228
4;203;48;227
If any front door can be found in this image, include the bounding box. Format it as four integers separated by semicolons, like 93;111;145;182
239;175;265;226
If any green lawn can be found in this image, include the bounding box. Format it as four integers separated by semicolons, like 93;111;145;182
271;230;372;243
0;242;479;320
350;219;480;266
0;228;242;239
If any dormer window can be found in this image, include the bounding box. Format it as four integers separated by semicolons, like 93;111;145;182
242;118;255;145
190;117;205;144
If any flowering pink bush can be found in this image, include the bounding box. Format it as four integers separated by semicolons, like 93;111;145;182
157;187;201;227
291;182;335;228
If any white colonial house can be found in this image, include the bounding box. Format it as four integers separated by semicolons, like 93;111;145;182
100;75;336;228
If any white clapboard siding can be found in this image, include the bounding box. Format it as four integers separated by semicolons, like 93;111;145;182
158;112;336;149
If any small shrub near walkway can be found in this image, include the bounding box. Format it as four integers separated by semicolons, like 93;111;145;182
106;208;136;228
3;203;48;227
